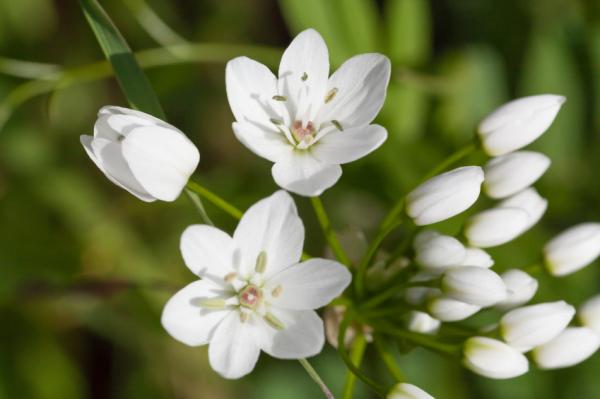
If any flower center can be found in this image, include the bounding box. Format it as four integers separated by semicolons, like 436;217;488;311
239;284;262;309
292;120;315;144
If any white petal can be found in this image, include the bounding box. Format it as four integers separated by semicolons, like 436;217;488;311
208;311;262;379
483;151;550;199
233;191;304;278
316;53;391;129
278;29;329;123
465;207;530;248
161;280;230;346
99;105;178;129
121;125;200;201
272;152;342;196
226;57;289;127
266;258;351;310
232;122;290;163
312;124;387;164
258;308;324;359
180;225;238;282
533;327;600;369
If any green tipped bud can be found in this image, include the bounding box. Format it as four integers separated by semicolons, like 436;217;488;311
264;312;285;330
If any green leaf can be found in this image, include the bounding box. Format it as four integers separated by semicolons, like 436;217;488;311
331;0;380;53
385;0;431;66
79;0;165;118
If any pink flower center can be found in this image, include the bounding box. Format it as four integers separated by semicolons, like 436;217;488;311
239;285;262;309
292;120;315;143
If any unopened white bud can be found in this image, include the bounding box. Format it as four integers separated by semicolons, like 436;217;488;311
414;231;466;270
500;301;575;352
407;311;441;335
441;266;506;307
544;222;600;276
427;295;481;322
387;383;434;399
406;166;484;226
483;151;550;199
463;337;529;379
477;94;566;156
579;295;600;334
405;287;441;306
496;269;538;309
465;207;530;248
533;327;600;369
459;247;494;268
499;188;547;233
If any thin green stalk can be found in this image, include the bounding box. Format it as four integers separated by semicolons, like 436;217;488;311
0;57;61;80
184;188;214;225
373;335;405;382
310;197;351;266
185;180;243;220
122;0;187;48
374;322;460;357
342;334;367;399
298;358;335;399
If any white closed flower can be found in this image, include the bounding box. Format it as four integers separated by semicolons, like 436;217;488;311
500;301;575;352
463;337;529;379
441;266;506;307
406;166;484;226
161;191;351;379
426;294;481;322
459;247;494;268
477;94;566;156
499;188;548;233
81;106;200;202
483;151;550;199
579;295;600;334
544;222;600;276
496;269;538;309
414;230;466;270
464;207;530;248
407;311;441;335
225;29;390;196
388;383;435;399
405;287;441;306
533;327;600;369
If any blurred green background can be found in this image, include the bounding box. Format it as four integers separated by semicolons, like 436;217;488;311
1;0;600;398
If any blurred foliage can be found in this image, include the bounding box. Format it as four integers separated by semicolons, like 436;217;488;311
1;0;600;398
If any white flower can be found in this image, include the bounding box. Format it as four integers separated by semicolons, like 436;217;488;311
499;188;547;233
426;294;481;322
459;247;494;268
161;191;351;379
414;230;466;270
500;301;575;352
477;95;566;156
483;151;550;199
533;327;600;369
407;311;441;335
579;294;600;334
464;207;530;248
463;337;529;379
225;29;390;196
544;222;600;276
496;269;538;310
441;266;506;307
388;383;435;399
81;106;200;202
406;166;484;225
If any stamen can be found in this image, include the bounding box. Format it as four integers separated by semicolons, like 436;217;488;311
325;88;338;103
255;251;268;273
239;312;249;323
270;118;284;125
301;72;308;81
271;285;283;298
272;95;287;101
264;312;285;330
224;272;237;283
331;120;344;131
192;298;226;310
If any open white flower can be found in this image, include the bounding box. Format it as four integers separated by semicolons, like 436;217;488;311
226;29;390;196
81;106;200;202
161;191;351;379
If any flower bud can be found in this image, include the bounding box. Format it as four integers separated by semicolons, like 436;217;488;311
441;266;507;307
427;295;480;322
406;166;484;226
459;247;494;268
414;231;466;270
499;188;547;233
579;294;600;334
477;95;566;156
500;301;575;352
465;207;530;248
543;222;600;276
388;383;434;399
81;106;200;202
463;337;529;379
533;327;600;369
407;311;441;335
483;151;550;199
405;287;440;306
495;269;538;310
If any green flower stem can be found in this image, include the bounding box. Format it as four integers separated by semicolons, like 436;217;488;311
342;333;368;399
0;56;61;80
521;263;543;275
185;180;243;220
298;358;335;399
310;197;351;266
373;335;405;382
183;188;214;226
373;321;461;357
